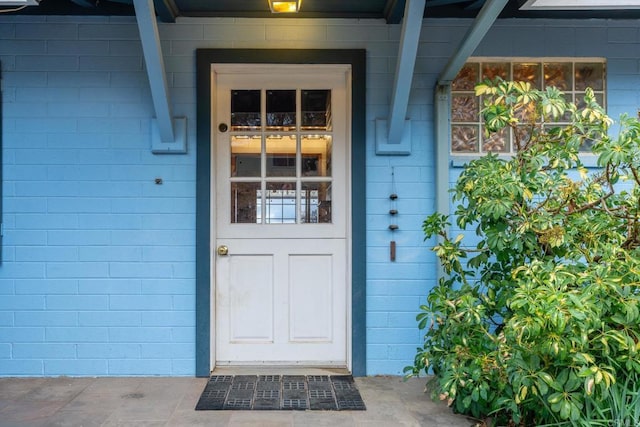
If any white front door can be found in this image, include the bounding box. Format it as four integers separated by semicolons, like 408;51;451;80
212;64;351;367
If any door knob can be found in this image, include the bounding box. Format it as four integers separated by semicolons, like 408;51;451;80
217;245;229;256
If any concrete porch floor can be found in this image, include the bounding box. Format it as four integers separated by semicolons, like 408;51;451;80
0;375;473;426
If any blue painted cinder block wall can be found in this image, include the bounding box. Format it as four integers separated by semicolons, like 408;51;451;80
1;15;639;376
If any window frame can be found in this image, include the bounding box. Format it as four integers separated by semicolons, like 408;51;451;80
450;57;607;166
0;65;3;260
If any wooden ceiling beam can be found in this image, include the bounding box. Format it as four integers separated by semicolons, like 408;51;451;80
153;0;179;22
383;0;406;24
438;0;508;84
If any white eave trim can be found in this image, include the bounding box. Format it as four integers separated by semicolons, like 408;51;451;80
0;0;39;5
521;0;640;10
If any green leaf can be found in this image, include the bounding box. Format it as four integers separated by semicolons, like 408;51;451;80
409;78;640;425
548;392;564;405
560;400;571;419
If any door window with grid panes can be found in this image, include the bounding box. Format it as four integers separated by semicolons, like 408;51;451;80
451;59;606;155
229;89;333;224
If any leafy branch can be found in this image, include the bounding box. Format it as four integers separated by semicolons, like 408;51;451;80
407;79;640;426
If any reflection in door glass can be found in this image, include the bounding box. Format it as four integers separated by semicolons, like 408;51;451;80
266;135;296;177
231;182;260;223
231;136;261;177
228;88;336;226
266;90;296;131
301;182;331;223
302;90;332;131
264;182;296;224
231;90;261;131
301;135;332;177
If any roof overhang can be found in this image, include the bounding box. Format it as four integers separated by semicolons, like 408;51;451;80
521;0;640;10
0;0;39;5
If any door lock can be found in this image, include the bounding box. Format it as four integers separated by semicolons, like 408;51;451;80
217;245;229;256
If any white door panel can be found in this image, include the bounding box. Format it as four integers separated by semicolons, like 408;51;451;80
289;254;334;342
226;254;274;342
215;238;346;363
212;64;351;367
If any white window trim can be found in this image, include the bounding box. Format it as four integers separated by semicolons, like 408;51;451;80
450;57;606;167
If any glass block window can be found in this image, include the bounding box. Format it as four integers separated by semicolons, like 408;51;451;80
451;58;606;155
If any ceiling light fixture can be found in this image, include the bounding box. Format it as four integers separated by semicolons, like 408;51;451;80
268;0;302;13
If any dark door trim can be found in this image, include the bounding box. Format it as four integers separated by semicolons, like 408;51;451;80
195;49;366;376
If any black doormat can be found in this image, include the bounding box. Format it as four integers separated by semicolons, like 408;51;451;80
195;375;366;411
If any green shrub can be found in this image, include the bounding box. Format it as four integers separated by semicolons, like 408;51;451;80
405;80;640;426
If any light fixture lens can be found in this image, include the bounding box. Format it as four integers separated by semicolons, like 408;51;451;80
269;0;301;13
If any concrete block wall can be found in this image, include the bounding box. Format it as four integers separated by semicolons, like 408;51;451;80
1;14;640;376
1;15;196;376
